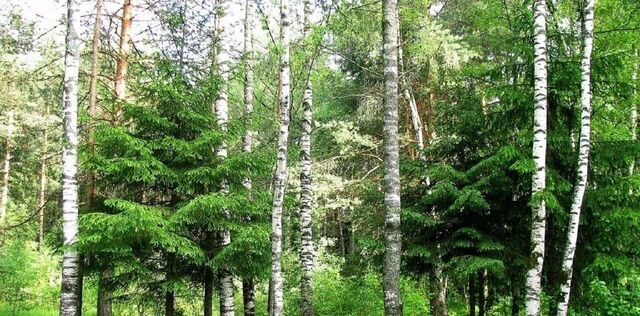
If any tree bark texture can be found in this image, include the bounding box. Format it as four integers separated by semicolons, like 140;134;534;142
270;0;292;313
556;1;595;315
525;0;549;315
59;0;82;314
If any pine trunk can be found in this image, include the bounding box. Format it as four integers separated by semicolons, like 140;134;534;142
270;0;292;313
87;0;103;212
556;1;595;315
525;0;549;315
97;269;112;316
430;261;448;316
382;0;402;314
165;291;175;316
59;0;82;314
0;110;14;225
204;269;213;316
469;276;476;316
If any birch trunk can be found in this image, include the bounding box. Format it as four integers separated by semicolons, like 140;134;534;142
270;0;292;313
524;0;549;315
299;0;314;315
631;48;638;175
382;0;402;313
60;0;82;314
213;1;235;314
242;279;256;316
38;107;49;250
0;110;14;225
241;2;256;315
556;1;595;315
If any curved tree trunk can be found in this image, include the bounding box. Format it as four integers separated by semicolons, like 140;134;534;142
59;0;82;314
556;1;595;315
299;0;314;315
0;110;14;226
524;0;549;315
270;0;292;313
382;0;402;314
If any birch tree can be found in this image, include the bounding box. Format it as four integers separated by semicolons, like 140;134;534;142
242;0;256;314
525;0;549;315
556;1;596;315
299;0;315;314
271;0;292;312
0;110;14;225
382;0;402;313
59;0;82;314
213;1;235;314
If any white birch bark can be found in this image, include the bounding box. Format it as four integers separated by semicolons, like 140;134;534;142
270;0;292;313
242;1;256;314
60;0;82;314
213;1;235;314
525;0;549;315
299;0;315;315
556;1;595;315
630;48;638;176
382;0;402;314
0;110;14;225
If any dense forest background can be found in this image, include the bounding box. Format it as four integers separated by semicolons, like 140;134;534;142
0;0;639;315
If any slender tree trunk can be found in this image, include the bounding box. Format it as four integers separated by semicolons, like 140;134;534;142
59;0;82;314
430;261;448;316
38;109;48;250
268;279;275;316
240;3;256;316
299;1;315;313
512;281;521;316
398;44;425;160
478;271;487;316
212;1;235;314
525;0;549;315
270;0;292;313
204;269;213;316
556;1;595;315
242;279;256;316
382;0;402;314
97;270;112;316
87;0;103;213
631;47;638;175
469;276;476;316
0;110;14;225
165;291;175;316
114;0;132;118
